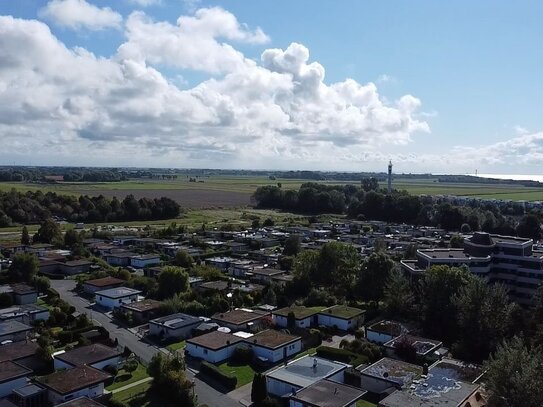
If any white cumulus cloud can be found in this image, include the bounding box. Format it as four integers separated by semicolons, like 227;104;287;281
39;0;122;31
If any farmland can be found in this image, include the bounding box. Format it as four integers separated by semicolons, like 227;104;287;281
2;175;543;206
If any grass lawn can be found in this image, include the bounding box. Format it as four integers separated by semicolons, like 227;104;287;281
357;400;377;407
166;340;186;352
107;362;149;391
112;381;152;406
217;362;256;387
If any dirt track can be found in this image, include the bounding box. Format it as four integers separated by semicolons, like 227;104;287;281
77;188;252;209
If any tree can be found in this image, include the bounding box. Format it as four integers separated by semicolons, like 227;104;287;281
64;229;80;248
263;218;274;227
517;214;542;241
293;250;319;281
449;234;464;248
33;275;50;293
251;373;268;404
287;312;296;329
9;253;39;282
358;252;395;301
262;286;277;306
484;337;543;407
453;278;514;362
283;235;301;256
317;241;361;295
383;269;414;318
361;177;379;192
33;218;62;244
420;265;473;342
173;251;194;269
460;223;472;234
21;226;30;245
251;218;261;229
157;266;189;299
123;359;138;377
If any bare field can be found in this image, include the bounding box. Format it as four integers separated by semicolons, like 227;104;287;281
77;188;252;208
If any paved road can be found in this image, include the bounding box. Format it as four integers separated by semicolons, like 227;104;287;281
51;279;240;407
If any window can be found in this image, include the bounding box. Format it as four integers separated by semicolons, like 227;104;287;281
204;349;208;354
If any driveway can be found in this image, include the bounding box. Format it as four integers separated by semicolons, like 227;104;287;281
51;279;241;407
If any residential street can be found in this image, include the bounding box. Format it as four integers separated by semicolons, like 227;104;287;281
51;279;240;407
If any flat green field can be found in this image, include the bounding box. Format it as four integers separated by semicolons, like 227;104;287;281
1;175;543;205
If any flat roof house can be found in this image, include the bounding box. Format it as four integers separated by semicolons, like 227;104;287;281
36;365;111;405
0;304;49;325
130;254;161;269
211;309;269;332
317;305;365;331
359;357;423;395
82;277;124;295
53;344;121;371
247;329;302;364
249;268;287;285
366;320;408;345
9;284;38;305
120;299;162;325
149;313;201;340
94;288;141;310
104;252;137;267
0;361;32;397
186;331;243;363
384;334;442;358
272;306;322;329
12;383;48;407
0;321;33;343
60;260;92;276
290;379;367;407
57;397;106;406
0;340;43;373
266;356;350;397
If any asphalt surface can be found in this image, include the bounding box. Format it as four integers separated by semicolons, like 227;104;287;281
51;279;240;407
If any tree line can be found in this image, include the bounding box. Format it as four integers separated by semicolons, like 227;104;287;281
253;182;543;238
0;189;180;226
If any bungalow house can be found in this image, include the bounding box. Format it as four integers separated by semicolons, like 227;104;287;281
204;256;234;271
249;268;287;285
53;344;121;371
266;356;349;397
144;266;163;279
12;384;48;407
94;287;141;310
111;236;137;246
130;254;161;269
59;260;92;276
10;284;38;305
57;397;107;406
272;306;321;329
383;334;442;358
271;273;294;287
0;304;49;325
211;309;269;332
0;321;33;343
185;331;243;363
317;305;365;331
0;361;32;397
149;313;201;340
82;277;124;295
120;299;162;325
36;365;111;405
246;329;301;363
104;252;137;267
366;320;408;345
359;358;423;394
0;340;43;373
290;379;367;407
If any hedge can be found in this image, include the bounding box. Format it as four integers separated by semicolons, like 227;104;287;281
316;346;368;367
200;361;237;390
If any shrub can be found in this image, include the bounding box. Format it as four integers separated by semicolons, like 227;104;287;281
200;361;237;390
104;364;118;376
316;346;356;363
231;346;254;365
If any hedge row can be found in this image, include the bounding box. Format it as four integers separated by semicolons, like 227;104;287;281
200;361;237;390
316;346;368;367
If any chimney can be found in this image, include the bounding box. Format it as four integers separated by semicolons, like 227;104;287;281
423;363;429;375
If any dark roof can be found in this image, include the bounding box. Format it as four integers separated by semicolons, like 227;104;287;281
468;232;494;246
0;320;33;336
10;283;37;295
0;340;38;362
290;379;366;407
150;313;201;330
0;361;31;384
55;344;121;367
83;277;124;288
249;329;300;349
121;299;162;313
250;268;286;276
13;383;45;397
36;365;111;395
212;309;267;326
273;306;324;320
57;397;105;407
186;331;243;350
63;259;92;267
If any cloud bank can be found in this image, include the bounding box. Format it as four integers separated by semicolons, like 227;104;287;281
1;4;438;169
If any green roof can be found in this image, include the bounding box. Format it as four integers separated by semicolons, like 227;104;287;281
319;305;364;319
273;306;325;319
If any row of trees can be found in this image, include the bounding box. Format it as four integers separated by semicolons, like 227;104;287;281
0;190;180;226
253;183;543;238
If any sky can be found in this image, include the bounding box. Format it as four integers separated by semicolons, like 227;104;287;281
1;0;543;174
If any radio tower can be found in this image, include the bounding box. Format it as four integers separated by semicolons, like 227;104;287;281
387;161;393;194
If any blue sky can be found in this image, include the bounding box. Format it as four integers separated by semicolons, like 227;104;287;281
1;0;542;174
